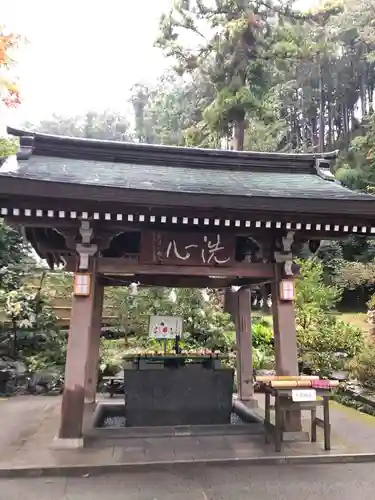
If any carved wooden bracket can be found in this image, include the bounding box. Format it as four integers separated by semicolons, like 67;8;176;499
79;220;93;244
95;230;122;252
76;243;97;270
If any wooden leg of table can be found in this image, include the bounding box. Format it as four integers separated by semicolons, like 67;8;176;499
265;392;271;444
323;396;331;451
275;394;282;452
311;408;317;442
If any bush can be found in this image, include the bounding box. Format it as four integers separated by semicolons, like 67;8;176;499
349;344;375;386
295;258;365;376
297;318;363;376
253;347;274;371
252;316;273;348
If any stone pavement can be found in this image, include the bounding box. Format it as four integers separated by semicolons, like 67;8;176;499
1;463;375;500
0;394;375;477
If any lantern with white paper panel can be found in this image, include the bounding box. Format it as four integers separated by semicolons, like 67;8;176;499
74;273;91;297
279;279;295;301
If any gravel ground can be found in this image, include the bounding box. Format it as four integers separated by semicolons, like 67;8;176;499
101;412;244;428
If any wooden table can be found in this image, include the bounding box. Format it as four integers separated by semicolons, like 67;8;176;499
263;385;333;452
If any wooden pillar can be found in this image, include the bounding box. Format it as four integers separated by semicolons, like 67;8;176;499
271;264;301;431
57;269;98;444
271;264;299;375
223;288;236;322
84;280;104;403
235;287;257;407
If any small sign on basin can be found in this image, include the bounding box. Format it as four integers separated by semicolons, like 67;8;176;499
292;389;317;402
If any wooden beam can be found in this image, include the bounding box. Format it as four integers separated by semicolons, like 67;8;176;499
4;216;80;228
98;275;261;288
97;258;274;279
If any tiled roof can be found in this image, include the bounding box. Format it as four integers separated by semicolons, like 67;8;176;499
4;154;371;201
1;127;375;215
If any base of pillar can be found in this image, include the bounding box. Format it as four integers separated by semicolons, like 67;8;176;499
239;397;258;409
51;437;84;450
282;431;310;442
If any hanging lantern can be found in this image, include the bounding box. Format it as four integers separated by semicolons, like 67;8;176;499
279;279;295;301
129;281;140;296
267;295;272;308
73;273;91;297
201;289;210;302
169;289;177;303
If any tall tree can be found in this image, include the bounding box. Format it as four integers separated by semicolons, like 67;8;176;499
26;110;133;141
132;70;215;147
156;0;275;151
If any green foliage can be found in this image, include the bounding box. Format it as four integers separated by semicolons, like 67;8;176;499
151;0;375;163
155;0;281;149
335;107;375;192
25;110;133;141
349;344;375;386
295;259;364;375
251;316;273;348
330;236;375;298
0;275;64;370
0;222;65;369
130;72;215;147
367;294;375;310
252;347;274;371
297;318;363;376
99;287;235;374
0;220;32;290
100;338;129;375
106;286;235;350
316;241;345;282
0;136;19;157
295;258;341;330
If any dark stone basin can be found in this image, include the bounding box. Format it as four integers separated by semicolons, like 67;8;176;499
123;364;234;427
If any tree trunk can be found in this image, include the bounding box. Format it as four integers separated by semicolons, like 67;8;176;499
345;103;349;135
368;83;373;114
361;73;367;118
319;68;325;153
327;102;333;149
233;116;245;151
11;318;17;358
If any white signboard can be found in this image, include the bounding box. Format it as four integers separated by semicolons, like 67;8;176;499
148;315;183;339
292;388;317;402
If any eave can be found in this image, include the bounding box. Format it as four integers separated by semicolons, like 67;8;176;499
0;175;375;218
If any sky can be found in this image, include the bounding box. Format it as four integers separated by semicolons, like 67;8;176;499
2;0;174;124
2;0;314;126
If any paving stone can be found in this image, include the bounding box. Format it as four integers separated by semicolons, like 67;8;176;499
2;464;375;500
0;394;375;475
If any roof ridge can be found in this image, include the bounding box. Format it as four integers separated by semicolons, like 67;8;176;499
8;126;338;175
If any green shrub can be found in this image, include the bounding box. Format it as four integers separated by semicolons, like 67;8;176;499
253;347;274;371
297;317;363;376
0;136;19;158
295;258;365;376
349;344;375;386
252;316;273;348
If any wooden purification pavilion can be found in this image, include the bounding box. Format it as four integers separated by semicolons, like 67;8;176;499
1;126;375;447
